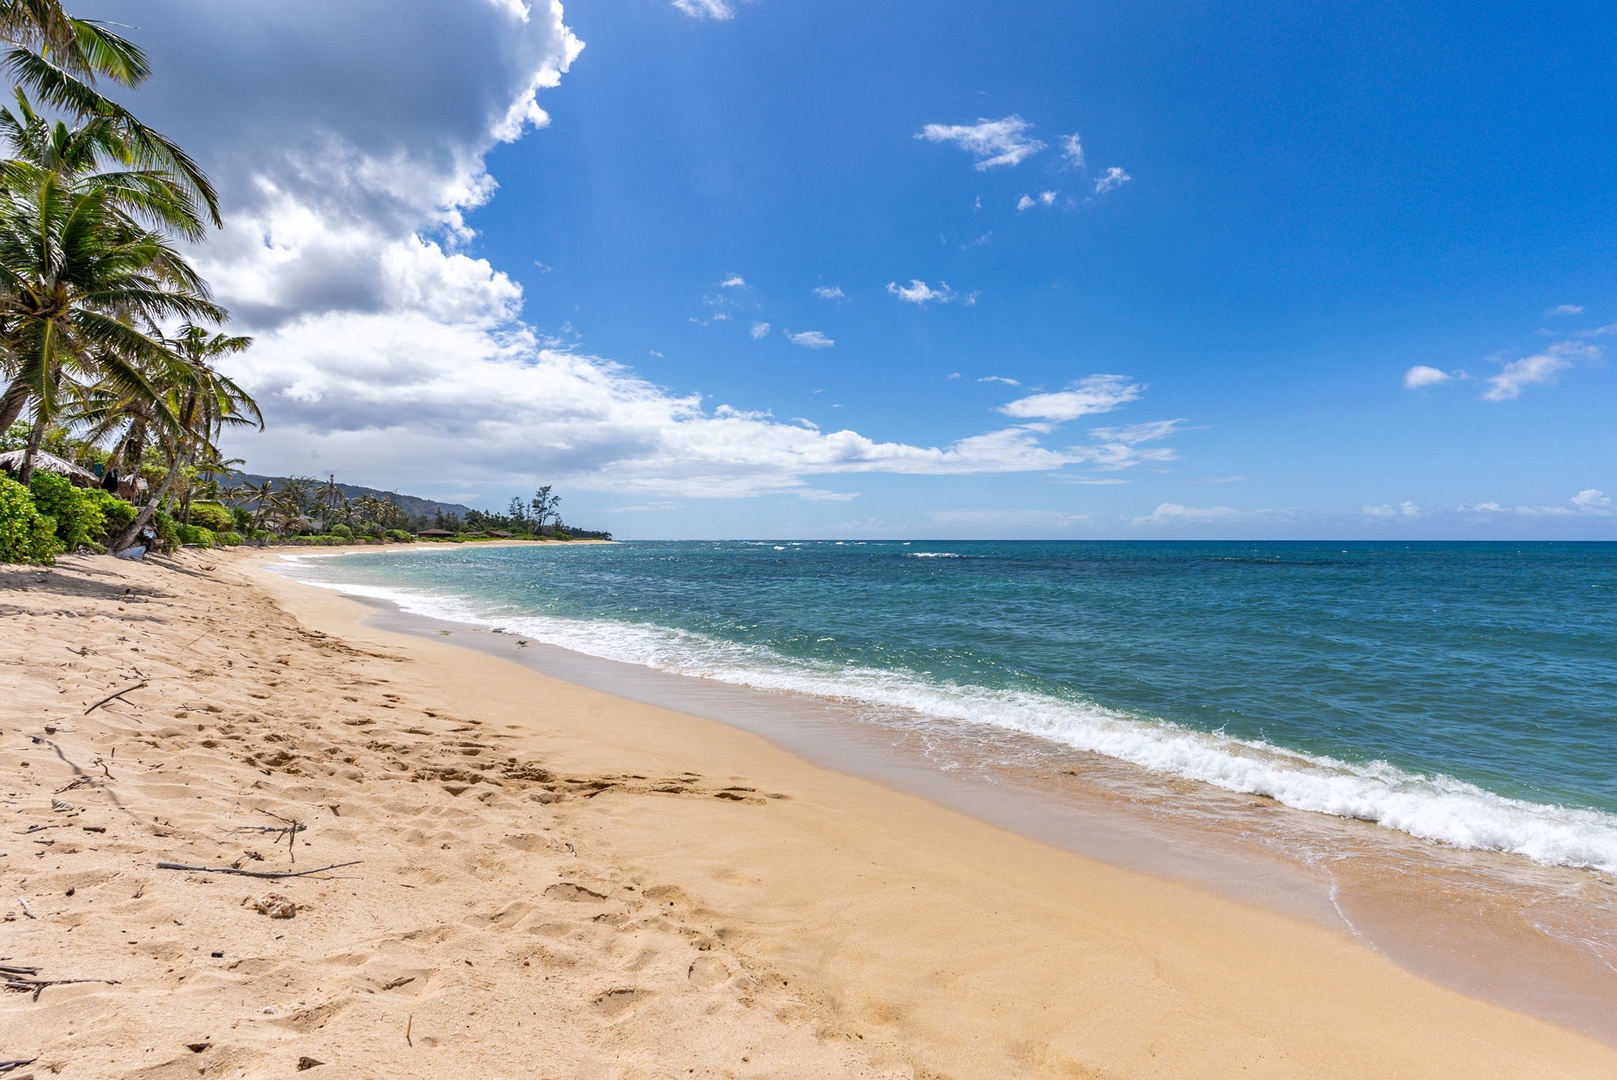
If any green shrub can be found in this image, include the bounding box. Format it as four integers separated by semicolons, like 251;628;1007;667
188;501;235;532
215;530;244;546
230;506;253;531
176;523;217;547
0;475;60;563
88;490;137;539
28;471;105;551
327;523;353;539
153;511;180;552
384;528;414;543
249;528;274;543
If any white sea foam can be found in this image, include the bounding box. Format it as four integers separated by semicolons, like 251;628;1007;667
277;557;1617;874
909;551;963;558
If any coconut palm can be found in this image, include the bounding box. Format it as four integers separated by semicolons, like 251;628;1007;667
0;0;219;224
0;156;224;484
104;325;259;550
0;92;217;437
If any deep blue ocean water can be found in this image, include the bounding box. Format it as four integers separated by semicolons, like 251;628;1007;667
281;540;1617;872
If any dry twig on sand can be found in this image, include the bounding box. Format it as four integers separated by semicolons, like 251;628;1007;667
84;682;149;715
4;977;121;1001
156;860;359;880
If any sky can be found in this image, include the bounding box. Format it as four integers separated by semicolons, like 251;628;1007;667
73;0;1617;539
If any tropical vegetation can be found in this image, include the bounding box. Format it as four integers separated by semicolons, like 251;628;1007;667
0;0;254;560
0;2;610;562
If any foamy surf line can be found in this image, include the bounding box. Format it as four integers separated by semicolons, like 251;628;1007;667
273;552;1617;874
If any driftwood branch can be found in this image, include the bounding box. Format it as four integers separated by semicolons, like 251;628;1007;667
1;1057;40;1074
0;965;40;977
4;977;120;1001
156;860;359;880
84;682;149;715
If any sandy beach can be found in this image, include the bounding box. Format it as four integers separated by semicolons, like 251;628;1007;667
3;548;1615;1079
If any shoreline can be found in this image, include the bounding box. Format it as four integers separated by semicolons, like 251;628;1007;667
269;542;1617;1048
3;549;1615;1076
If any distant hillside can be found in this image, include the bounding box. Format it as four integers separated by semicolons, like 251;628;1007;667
232;473;474;521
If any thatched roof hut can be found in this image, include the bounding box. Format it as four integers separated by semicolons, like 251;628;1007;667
0;450;98;486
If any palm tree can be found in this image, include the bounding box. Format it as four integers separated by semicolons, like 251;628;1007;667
225;477;276;533
0;92;216;436
105;325;260;550
0;155;223;484
0;1;219;224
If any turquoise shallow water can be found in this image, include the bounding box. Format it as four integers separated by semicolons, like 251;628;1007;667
281;540;1617;871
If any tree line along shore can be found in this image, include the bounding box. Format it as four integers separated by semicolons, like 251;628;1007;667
0;440;608;561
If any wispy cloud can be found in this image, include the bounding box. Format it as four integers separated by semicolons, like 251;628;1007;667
1460;490;1615;518
786;330;834;349
916;115;1045;170
976;375;1021;386
812;285;846;300
750;321;770;340
1094;166;1131;194
672;0;739;19
1548;304;1584;316
1483;341;1594;400
999;374;1143;422
887;279;976;307
1363;501;1420;518
1060;133;1084;169
1129;503;1242;526
1089;419;1183;444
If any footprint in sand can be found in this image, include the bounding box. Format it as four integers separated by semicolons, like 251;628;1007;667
544;882;607;903
687;956;731;988
591;987;652;1020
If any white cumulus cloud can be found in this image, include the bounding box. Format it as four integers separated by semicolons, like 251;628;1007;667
1363;501;1421;518
887;280;975;307
786;330;834;349
916;115;1046;170
750;321;770;340
720;274;747;288
1402;365;1454;389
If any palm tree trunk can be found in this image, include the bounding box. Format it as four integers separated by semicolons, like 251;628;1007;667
17;409;47;486
109;455;184;553
0;377;28;433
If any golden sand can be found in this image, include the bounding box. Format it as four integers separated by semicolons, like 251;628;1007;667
1;549;1613;1078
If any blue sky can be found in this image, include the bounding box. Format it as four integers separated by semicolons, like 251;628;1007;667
82;0;1617;537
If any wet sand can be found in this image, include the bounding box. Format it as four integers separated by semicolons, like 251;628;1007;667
3;547;1614;1078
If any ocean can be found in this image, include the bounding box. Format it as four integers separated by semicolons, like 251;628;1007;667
280;539;1617;874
